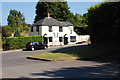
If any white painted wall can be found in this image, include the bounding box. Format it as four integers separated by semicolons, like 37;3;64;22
29;25;86;46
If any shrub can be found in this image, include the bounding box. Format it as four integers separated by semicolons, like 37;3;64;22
4;35;43;50
88;2;120;44
14;28;21;37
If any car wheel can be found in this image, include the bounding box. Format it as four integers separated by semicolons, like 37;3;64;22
44;46;47;49
32;47;35;51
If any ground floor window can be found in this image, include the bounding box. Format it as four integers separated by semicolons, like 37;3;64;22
31;27;33;32
70;36;76;42
49;37;53;42
59;37;63;42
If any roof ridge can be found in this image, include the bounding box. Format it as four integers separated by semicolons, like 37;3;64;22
42;17;47;25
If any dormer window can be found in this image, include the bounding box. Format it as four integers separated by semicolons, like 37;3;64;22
49;26;52;32
59;26;63;32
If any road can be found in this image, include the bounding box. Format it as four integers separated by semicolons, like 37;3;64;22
1;44;119;79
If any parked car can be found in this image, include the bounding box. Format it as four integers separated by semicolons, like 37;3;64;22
26;42;48;51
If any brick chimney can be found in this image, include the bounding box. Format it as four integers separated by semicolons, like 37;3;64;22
47;12;50;18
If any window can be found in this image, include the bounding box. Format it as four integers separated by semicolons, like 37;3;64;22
59;26;63;32
59;37;63;42
32;42;39;45
36;26;39;32
70;30;72;34
49;26;52;32
49;37;52;42
70;36;76;42
31;27;33;32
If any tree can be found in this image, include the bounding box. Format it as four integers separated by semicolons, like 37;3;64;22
73;13;84;27
34;1;73;23
0;26;6;38
83;13;88;25
14;28;21;37
88;2;120;44
7;10;25;28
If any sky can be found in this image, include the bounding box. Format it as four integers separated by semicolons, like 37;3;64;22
1;2;100;26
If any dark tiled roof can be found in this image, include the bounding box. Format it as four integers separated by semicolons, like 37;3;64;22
32;17;73;26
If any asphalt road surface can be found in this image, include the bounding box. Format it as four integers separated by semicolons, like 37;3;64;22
1;44;119;79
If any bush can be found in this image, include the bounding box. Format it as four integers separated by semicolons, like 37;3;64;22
14;28;21;37
3;35;43;50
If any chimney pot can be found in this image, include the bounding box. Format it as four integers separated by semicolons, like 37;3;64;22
47;12;50;18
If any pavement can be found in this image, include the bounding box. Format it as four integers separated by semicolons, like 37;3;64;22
1;43;119;79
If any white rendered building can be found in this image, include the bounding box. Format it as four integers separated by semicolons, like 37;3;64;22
29;13;89;46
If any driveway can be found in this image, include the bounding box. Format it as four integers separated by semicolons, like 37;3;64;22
1;44;119;79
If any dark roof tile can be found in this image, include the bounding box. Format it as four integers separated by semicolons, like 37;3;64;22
32;17;73;26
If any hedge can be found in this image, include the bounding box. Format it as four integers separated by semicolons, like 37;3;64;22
3;35;43;50
88;2;120;44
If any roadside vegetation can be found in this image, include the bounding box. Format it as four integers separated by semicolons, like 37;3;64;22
87;2;120;59
3;35;43;51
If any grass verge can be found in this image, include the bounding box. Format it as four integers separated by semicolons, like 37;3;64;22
27;43;119;61
27;52;78;61
27;46;100;61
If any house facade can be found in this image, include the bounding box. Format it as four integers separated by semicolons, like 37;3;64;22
29;13;89;46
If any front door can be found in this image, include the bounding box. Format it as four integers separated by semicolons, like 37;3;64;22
43;37;48;44
64;37;68;45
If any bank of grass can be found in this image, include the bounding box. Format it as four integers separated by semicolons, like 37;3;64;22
28;43;119;61
28;52;78;60
27;46;101;61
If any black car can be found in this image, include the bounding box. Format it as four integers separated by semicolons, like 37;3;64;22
26;42;48;51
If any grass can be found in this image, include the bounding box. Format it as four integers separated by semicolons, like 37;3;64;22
28;52;78;60
27;46;100;61
28;43;119;61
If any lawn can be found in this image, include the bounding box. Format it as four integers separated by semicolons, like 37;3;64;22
27;46;100;61
28;52;78;61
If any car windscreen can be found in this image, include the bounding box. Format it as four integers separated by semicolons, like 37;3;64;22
32;42;39;45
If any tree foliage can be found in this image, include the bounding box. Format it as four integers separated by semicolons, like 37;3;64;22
87;2;120;59
88;2;120;44
34;1;73;23
73;13;85;27
14;28;21;37
7;9;25;28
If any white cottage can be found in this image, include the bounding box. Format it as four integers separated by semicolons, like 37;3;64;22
29;13;84;46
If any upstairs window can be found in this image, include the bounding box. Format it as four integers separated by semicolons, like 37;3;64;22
59;37;63;42
70;30;72;34
36;26;39;32
70;36;76;42
31;27;33;32
59;26;63;32
49;26;52;32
